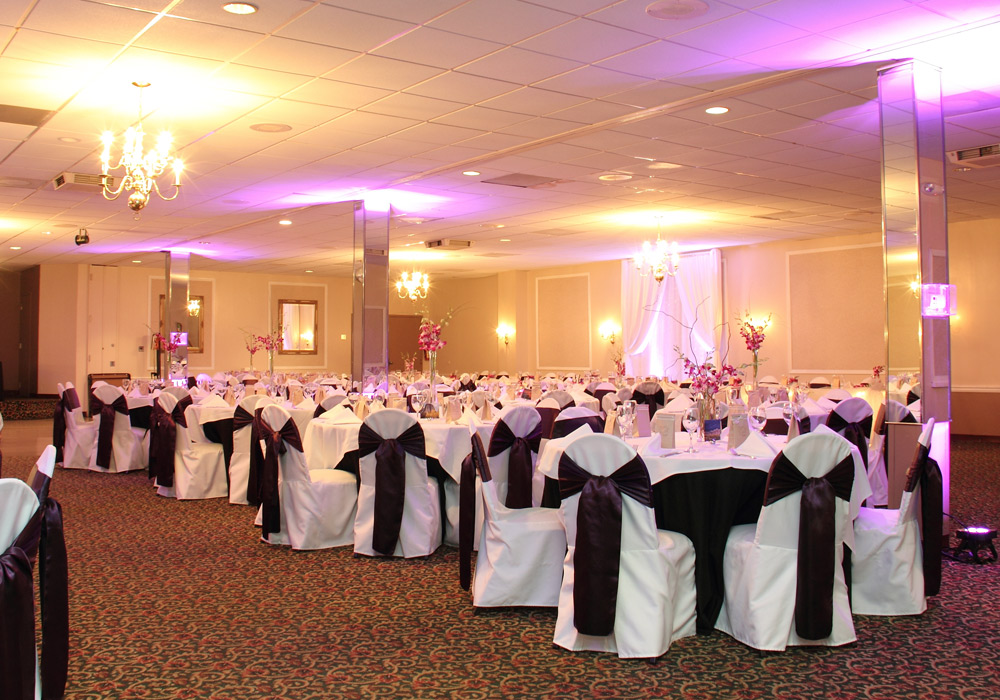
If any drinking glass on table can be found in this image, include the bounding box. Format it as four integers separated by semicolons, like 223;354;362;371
409;391;423;415
749;404;767;432
617;399;636;438
682;406;700;452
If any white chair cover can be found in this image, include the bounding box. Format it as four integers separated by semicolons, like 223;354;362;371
715;432;860;651
60;382;96;470
88;384;145;473
353;409;441;558
487;405;545;508
258;405;358;550
852;419;936;615
553;434;696;658
228;394;273;505
471;425;567;608
154;392;228;500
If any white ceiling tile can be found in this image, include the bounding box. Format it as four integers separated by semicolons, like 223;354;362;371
24;0;154;43
406;72;520;104
820;6;963;49
534;64;652;99
431;106;531;131
0;56;90;110
326;111;420;136
498;116;588;139
479;87;588;116
754;0;911;33
2;29;119;70
588;0;741;35
214;64;313;98
170;0;315;33
602;80;706;109
394;122;485;146
133;17;265;62
596;40;726;80
516;18;653;63
362;92;465;121
320;0;466;25
430;0;573;44
671;12;810;58
285;78;393;109
456;46;582;85
453;131;533;151
372;27;504;69
323;55;443;91
276;5;416;52
233;37;359;75
547;99;637;124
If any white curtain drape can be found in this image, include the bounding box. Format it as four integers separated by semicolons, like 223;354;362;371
621;249;722;380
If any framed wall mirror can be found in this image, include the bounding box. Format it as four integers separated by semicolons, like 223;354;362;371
279;299;318;354
158;294;205;353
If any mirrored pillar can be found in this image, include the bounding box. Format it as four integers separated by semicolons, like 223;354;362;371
351;202;390;386
164;251;191;384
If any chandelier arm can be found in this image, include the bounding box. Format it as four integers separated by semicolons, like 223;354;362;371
151;179;182;202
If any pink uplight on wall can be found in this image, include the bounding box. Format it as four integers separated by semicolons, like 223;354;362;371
921;284;956;318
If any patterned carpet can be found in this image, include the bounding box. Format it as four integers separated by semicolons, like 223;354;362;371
12;437;1000;700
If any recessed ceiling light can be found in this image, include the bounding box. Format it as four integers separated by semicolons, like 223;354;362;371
645;0;709;20
480;223;505;229
462;170;481;176
57;136;80;143
499;238;511;242
222;2;258;15
44;231;51;235
278;219;292;226
599;172;633;181
305;270;313;273
9;246;21;250
954;166;973;172
132;260;142;263
250;123;292;133
705;106;729;115
199;241;211;245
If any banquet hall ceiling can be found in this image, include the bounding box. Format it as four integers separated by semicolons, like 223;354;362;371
1;0;999;277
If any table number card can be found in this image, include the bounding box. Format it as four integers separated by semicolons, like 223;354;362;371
652;412;675;449
635;403;652;437
604;408;618;436
727;413;750;450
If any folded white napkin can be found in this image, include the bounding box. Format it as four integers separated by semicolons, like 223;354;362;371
736;431;779;458
663;395;693;413
321;406;361;423
199;394;230;408
456;405;482;427
296;396;317;412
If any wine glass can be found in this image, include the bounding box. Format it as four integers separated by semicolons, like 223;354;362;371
682;406;700;453
409;391;423;415
620;400;637;435
749;404;767;433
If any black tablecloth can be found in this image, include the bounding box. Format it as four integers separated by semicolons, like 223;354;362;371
652;468;767;634
129;405;152;430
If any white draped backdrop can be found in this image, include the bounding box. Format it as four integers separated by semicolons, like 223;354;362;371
620;249;723;380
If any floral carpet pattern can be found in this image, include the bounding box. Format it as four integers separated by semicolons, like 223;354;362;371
12;437;1000;700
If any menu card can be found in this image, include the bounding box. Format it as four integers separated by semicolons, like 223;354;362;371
727;413;750;450
652;412;675;449
635;403;651;437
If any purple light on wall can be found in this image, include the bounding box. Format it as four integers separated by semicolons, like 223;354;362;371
920;283;956;317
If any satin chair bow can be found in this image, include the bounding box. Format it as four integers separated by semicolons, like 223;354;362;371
93;394;129;468
488;419;542;509
551;415;605;440
358;421;426;555
559;452;652;637
905;442;943;596
826;411;873;468
240;406;268;508
51;393;75;463
458;380;476;392
0;494;68;700
258;416;304;541
764;451;854;640
459;432;491;591
631;387;664;413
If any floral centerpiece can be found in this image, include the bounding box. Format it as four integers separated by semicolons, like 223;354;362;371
680;352;741;437
872;364;885;379
738;312;770;390
611;346;625;379
416;306;462;389
152;331;181;378
244;333;261;371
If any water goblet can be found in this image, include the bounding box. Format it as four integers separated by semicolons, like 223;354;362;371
749;404;767;433
682;406;700;453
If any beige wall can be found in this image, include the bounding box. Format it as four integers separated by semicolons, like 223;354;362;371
38;264;87;395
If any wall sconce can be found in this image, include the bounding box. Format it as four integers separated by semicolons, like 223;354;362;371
496;323;514;347
599;320;620;345
186;297;201;316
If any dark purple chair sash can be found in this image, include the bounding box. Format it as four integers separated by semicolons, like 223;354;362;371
487;418;542;509
38;497;68;700
258;415;304;542
876;410;917;483
551;415;605;440
906;389;920;405
358;421;426;555
536;406;559;441
458;380;476;392
459;432;490;591
149;396;192;487
51;393;74;463
93;394;130;469
244;407;268;508
825;411;873;468
764;451;854;640
905;443;942;596
631;386;665;413
559;452;652;637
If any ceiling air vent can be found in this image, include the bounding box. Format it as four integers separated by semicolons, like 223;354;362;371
53;172;113;190
425;239;472;250
947;144;1000;169
480;174;561;188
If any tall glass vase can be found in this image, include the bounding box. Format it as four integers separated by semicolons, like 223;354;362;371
268;349;274;376
428;350;437;388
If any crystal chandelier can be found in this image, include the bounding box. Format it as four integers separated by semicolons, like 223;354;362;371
633;216;680;283
100;81;183;216
396;271;429;301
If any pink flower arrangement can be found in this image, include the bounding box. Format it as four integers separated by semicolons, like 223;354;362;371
681;355;741;397
245;334;261;359
257;329;283;353
152;332;180;354
873;364;885;378
739;313;770;353
418;319;447;353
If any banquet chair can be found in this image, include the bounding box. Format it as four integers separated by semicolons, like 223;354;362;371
758;375;780;386
762;402;810;436
461;425;565;608
825;396;874;485
487;405;545;508
314;393;347;417
257;404;358;549
353;408;441;558
586;382;618;414
631;381;665;414
601;392;622;418
865;400;918;507
454;373;477;393
57;382;97;470
535;397;561;440
715;432;859;651
551;406;605;439
154;392;228;500
852;419;941;615
553;434;696;658
229;394;274;505
809;376;832;388
820;389;852;404
539;389;575;410
88;383;145;473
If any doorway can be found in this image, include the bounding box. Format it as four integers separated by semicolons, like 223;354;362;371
388;314;422;372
